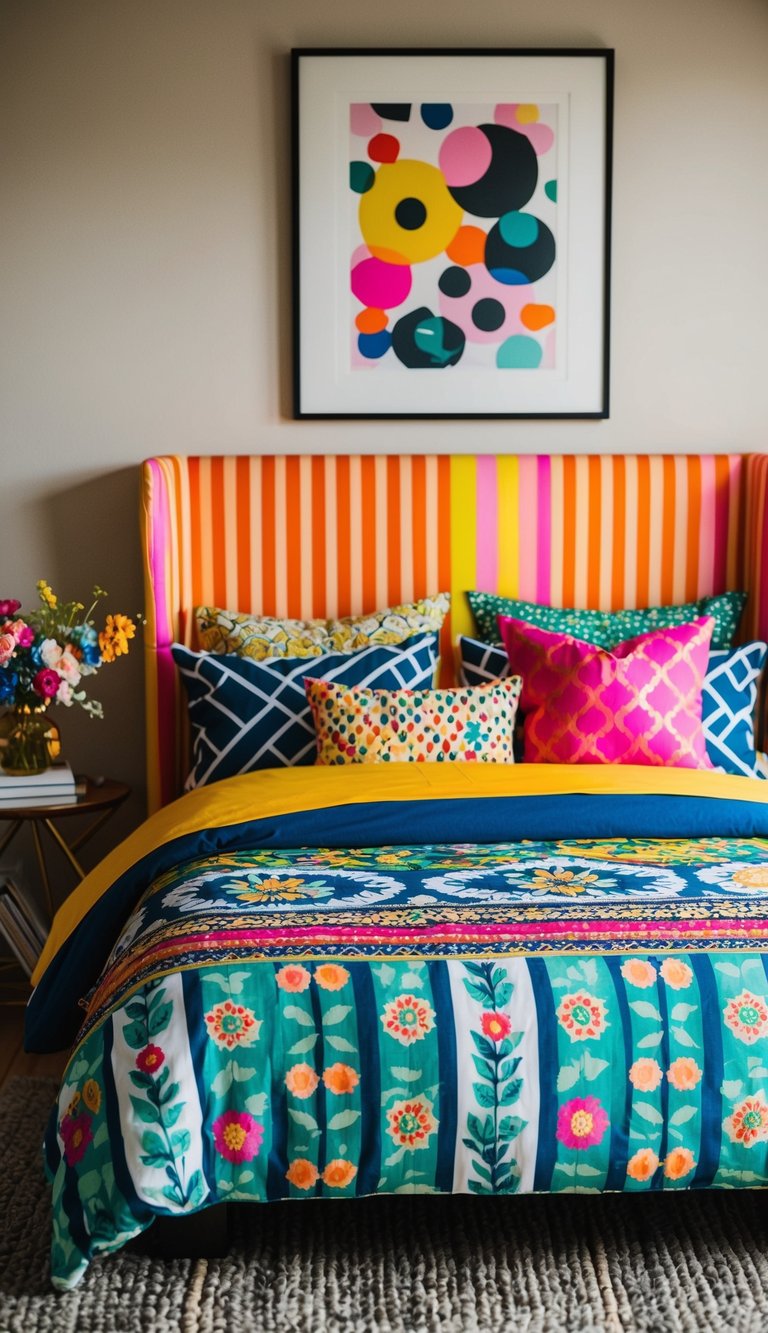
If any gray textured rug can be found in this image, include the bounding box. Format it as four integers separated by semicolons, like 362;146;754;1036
2;1077;768;1332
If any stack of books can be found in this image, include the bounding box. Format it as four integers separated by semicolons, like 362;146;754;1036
0;875;48;976
0;761;85;809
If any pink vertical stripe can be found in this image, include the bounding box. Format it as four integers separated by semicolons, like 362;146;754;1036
536;455;552;604
517;456;538;602
474;456;498;593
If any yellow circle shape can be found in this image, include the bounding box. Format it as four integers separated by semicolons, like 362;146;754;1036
516;103;539;124
359;160;463;266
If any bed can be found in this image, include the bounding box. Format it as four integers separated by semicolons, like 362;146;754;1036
26;452;768;1291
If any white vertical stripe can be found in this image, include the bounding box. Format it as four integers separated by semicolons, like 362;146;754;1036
399;456;413;602
425;456;439;594
349;456;363;613
248;458;262;613
623;456;639;608
447;960;539;1195
375;455;389;608
274;457;288;615
325;457;338;619
299;456;313;619
647;457;664;606
599;456;613;610
111;975;209;1213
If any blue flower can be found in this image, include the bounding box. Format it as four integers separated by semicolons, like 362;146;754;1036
80;641;101;666
0;669;18;704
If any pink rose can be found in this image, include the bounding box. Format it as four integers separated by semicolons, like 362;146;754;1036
0;599;21;618
56;680;74;706
4;620;34;647
32;667;60;699
40;638;63;668
0;633;15;666
40;639;81;687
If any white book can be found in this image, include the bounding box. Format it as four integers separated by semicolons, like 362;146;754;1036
0;790;79;808
0;761;76;794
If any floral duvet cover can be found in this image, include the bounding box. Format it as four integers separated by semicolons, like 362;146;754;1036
26;764;768;1289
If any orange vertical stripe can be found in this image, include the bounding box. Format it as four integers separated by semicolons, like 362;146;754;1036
336;458;351;616
311;456;326;617
387;456;402;606
412;456;427;599
562;456;577;607
285;456;302;617
636;456;651;608
361;456;377;610
210;457;226;607
236;457;251;611
587;456;602;607
611;457;626;610
660;457;676;604
685;457;701;602
261;457;276;615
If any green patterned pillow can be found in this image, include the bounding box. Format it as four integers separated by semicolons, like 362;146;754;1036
467;590;746;652
196;593;450;660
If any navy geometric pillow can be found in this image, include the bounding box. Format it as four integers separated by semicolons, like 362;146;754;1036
458;634;767;778
701;643;767;778
173;631;440;788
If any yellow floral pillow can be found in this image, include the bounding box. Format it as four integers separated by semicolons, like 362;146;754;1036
305;677;522;765
195;593;450;660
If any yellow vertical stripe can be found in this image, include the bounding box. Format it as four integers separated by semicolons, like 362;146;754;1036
449;456;477;642
496;455;519;598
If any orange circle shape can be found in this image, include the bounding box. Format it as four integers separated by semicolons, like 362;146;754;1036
446;225;487;267
355;307;388;334
521;303;555;331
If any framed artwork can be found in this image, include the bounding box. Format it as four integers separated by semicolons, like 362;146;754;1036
292;48;613;420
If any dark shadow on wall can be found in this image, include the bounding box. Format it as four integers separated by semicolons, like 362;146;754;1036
1;468;148;920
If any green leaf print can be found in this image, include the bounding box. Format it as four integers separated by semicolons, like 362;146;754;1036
283;1006;314;1027
462;963;527;1194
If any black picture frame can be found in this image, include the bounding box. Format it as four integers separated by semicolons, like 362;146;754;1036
292;48;613;421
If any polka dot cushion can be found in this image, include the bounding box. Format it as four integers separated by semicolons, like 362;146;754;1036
305;678;522;765
468;590;745;652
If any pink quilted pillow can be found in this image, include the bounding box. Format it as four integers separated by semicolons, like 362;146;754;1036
498;614;715;768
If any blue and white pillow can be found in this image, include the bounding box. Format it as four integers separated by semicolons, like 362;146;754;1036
173;631;440;788
458;635;767;779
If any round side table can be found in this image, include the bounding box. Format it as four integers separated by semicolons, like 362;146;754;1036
0;778;130;921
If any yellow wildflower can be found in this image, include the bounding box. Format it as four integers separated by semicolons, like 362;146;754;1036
37;579;58;609
99;613;136;663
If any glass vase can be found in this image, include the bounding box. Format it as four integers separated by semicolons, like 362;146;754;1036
0;705;62;776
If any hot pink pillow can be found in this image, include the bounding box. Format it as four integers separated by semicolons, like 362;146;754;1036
498;614;715;768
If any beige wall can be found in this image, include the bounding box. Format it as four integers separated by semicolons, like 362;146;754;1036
1;0;768;858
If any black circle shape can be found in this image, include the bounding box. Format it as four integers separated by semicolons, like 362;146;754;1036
395;197;427;230
391;307;465;369
438;266;472;298
471;298;506;332
485;213;556;285
447;124;538;218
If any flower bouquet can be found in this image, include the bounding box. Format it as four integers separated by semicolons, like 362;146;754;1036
0;581;136;774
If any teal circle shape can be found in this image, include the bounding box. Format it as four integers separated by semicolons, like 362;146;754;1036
498;211;539;248
497;335;543;369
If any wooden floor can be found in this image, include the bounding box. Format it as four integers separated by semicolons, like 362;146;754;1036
0;1002;68;1089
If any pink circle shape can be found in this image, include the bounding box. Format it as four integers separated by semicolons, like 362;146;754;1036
524;123;554;156
350;103;382;137
494;104;521;129
351;257;412;310
438;126;492;188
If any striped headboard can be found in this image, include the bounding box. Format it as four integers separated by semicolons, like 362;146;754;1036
142;454;768;813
